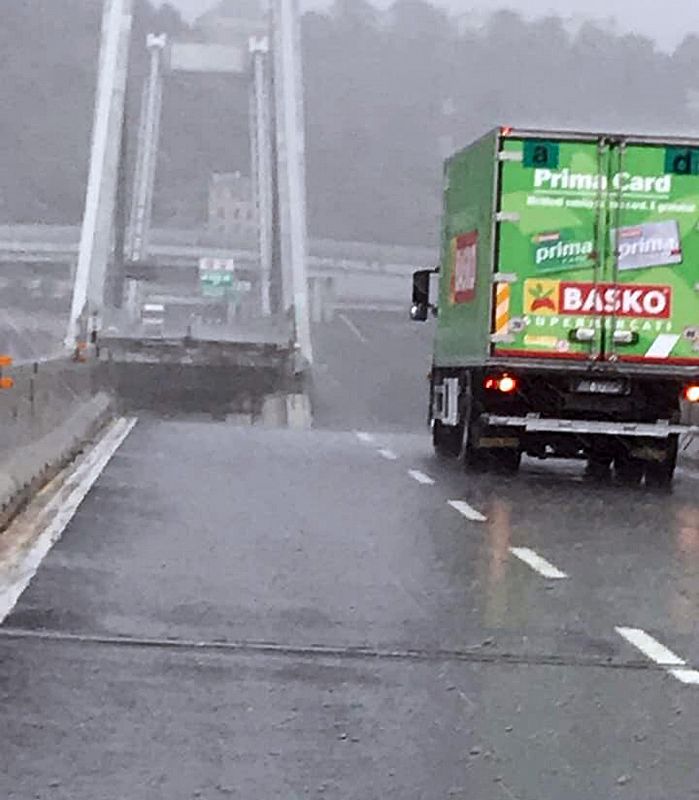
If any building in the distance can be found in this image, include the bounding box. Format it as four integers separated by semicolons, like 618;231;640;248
208;171;257;241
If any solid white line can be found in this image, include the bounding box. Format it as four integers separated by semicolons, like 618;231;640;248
615;627;686;666
448;500;487;523
0;417;137;624
408;470;435;485
510;547;568;579
339;313;368;343
669;669;699;685
378;448;398;461
355;432;375;444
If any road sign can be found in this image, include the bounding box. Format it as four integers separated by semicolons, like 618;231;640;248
198;257;252;298
200;271;233;297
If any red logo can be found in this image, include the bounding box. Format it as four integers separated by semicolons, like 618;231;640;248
451;231;478;304
559;282;671;319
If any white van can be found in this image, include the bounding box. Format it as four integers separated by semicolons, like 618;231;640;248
141;303;165;337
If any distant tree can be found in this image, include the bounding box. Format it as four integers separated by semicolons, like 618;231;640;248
1;0;697;245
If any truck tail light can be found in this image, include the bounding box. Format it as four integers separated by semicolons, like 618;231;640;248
684;384;699;403
484;374;519;394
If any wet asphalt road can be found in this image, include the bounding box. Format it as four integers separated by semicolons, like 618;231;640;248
2;310;699;799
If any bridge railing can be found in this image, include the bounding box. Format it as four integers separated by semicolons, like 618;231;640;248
0;356;112;525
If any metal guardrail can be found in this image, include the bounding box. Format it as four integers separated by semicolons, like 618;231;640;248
0;358;101;456
0;309;69;363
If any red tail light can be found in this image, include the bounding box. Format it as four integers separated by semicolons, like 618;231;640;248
684;384;699;403
484;374;519;394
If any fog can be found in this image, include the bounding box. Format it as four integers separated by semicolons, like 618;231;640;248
168;0;695;51
3;0;699;356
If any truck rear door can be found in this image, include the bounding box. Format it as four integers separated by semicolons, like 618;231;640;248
603;138;699;366
492;132;699;367
493;133;611;361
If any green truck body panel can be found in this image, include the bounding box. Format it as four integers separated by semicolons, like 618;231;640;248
434;128;699;371
435;130;497;365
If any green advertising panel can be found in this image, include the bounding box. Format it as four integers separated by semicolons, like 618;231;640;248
495;136;699;365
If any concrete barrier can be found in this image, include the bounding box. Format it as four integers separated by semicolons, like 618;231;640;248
0;358;113;527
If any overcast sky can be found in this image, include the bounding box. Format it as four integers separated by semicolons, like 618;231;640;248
164;0;695;52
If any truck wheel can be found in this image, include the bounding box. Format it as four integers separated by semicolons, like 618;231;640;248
460;405;493;472
614;452;644;486
492;448;522;474
585;453;612;481
645;459;676;489
645;437;678;490
432;419;465;458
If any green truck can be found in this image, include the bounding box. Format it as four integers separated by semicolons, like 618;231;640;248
412;127;699;485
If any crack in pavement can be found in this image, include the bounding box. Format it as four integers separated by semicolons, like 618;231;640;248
0;626;687;674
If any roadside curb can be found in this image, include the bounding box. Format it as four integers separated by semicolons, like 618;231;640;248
0;392;114;531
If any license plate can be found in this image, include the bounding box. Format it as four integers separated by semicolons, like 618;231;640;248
575;379;627;395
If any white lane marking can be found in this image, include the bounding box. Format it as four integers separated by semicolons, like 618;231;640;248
615;627;686;666
510;547;568;579
0;417;137;624
448;500;487;523
669;669;699;685
378;448;398;461
355;432;375;444
408;470;435;485
339;313;368;343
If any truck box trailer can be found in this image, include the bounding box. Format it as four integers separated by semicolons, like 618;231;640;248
412;127;699;485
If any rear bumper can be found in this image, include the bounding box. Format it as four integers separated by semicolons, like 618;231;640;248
484;356;699;379
484;414;696;439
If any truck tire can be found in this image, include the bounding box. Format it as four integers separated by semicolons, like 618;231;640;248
645;439;678;489
432;419;465;458
459;399;514;472
491;447;522;474
462;421;489;471
614;452;644;486
585;452;612;481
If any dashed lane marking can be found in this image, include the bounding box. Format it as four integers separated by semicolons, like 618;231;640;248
408;470;435;485
615;627;685;667
448;499;487;523
355;432;375;444
669;669;699;685
0;417;138;625
378;448;399;461
339;313;368;343
510;547;568;579
616;627;699;686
